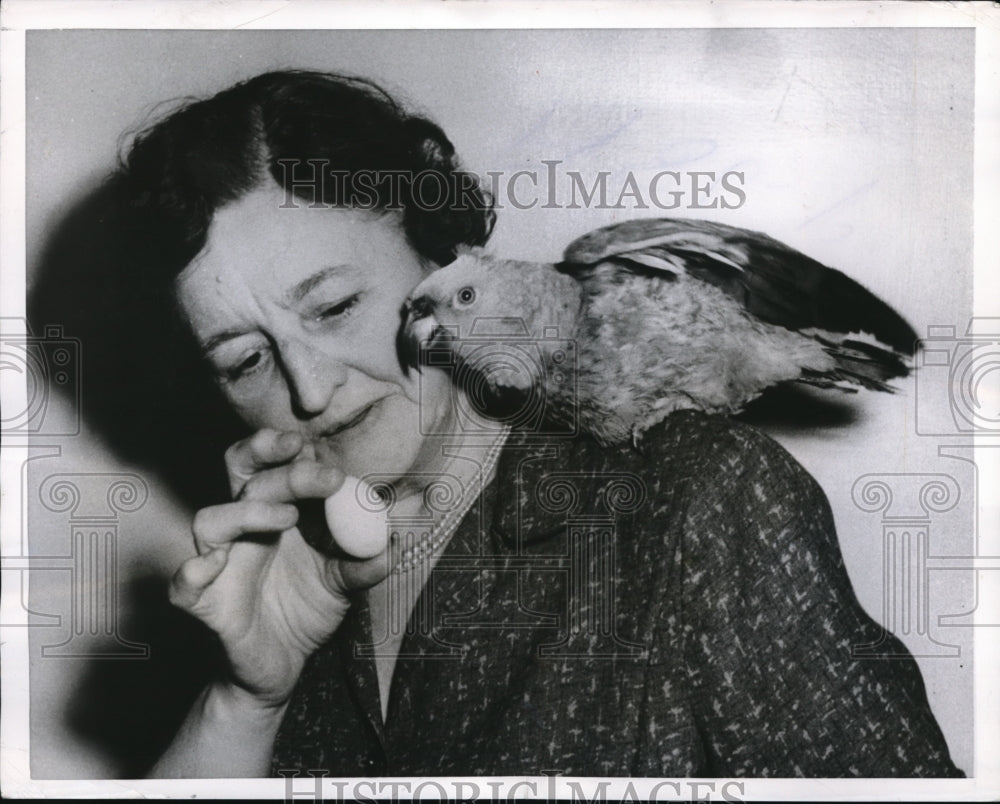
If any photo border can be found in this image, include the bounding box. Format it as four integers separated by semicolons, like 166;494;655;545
2;1;998;800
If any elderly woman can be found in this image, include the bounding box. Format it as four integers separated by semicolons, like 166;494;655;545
121;70;961;778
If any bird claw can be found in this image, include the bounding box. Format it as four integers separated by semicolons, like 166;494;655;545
631;428;645;454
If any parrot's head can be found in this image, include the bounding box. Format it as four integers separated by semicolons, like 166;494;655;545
397;247;578;393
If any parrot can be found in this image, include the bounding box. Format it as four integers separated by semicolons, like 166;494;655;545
397;217;918;446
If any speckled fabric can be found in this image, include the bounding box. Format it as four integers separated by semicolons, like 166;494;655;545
271;411;963;777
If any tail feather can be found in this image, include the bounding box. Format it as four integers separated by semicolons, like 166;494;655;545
811;265;919;355
799;335;911;394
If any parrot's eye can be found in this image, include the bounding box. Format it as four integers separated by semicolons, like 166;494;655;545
455;286;477;307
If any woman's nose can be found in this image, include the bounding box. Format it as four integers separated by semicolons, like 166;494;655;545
280;340;349;418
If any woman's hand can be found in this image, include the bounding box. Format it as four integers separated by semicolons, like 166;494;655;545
168;428;394;709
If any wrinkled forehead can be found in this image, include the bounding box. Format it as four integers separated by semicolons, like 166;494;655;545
178;185;413;282
187;186;377;267
174;185;425;334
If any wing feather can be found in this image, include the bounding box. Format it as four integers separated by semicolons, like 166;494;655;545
560;218;917;353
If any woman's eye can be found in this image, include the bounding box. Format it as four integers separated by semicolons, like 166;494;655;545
456;286;476;306
315;295;359;321
221;349;269;383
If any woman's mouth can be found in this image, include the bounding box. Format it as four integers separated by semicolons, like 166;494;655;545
325;399;379;437
310;398;388;467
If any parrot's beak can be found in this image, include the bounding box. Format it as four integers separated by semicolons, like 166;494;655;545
397;296;447;376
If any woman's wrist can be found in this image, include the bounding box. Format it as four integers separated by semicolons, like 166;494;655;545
206;677;293;722
147;680;290;778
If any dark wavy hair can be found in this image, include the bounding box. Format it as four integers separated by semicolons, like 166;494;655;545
121;69;496;273
31;70;497;511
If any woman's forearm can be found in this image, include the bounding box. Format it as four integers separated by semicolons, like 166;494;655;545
147;682;289;778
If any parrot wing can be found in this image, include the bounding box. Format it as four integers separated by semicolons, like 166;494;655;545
559;217;917;354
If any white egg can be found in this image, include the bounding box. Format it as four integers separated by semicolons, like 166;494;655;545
323;476;390;559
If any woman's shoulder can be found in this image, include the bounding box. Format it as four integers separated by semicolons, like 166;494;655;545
616;410;821;499
604;412;837;570
635;412;840;586
495;412;829;551
500;410;827;514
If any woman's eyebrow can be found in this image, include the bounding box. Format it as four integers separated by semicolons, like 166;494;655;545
285;264;355;305
201;328;249;354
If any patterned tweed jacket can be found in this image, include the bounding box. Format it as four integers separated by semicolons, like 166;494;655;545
272;411;962;777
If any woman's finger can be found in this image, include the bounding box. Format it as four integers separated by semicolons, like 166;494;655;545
237;460;345;504
191;501;298;554
224;429;304;496
168;549;229;610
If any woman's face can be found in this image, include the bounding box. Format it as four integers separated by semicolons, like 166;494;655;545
175;183;456;480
